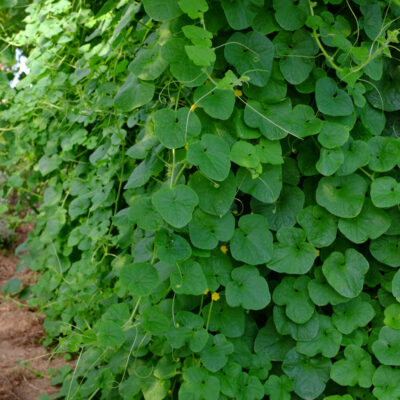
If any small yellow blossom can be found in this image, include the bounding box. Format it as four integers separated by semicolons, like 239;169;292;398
185;143;189;150
211;292;220;301
316;249;320;257
204;288;210;295
234;89;243;97
190;104;198;112
220;245;228;254
168;390;172;395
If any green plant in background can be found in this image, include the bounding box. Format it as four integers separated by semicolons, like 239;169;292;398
1;0;400;399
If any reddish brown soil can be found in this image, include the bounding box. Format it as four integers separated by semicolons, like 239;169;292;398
0;224;67;400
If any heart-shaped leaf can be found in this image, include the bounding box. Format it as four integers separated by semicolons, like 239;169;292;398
188;134;230;181
152;184;199;228
230;214;273;265
268;227;317;274
224;31;274;87
153;107;201;149
315;77;354;116
322;248;369;298
226;265;270;310
316;174;368;218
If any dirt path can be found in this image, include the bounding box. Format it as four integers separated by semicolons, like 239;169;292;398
0;225;67;400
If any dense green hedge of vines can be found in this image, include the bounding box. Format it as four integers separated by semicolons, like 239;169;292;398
2;0;400;399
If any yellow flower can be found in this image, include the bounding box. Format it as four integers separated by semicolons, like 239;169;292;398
234;89;243;97
190;104;198;112
220;245;228;254
204;288;210;295
316;249;320;257
185;143;189;150
168;390;172;395
212;292;220;301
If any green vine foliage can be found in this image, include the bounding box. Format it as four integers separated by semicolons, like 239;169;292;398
2;0;400;399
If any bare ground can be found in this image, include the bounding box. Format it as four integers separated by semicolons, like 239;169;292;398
0;224;68;400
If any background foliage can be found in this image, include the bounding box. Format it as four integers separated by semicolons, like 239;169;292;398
2;0;400;399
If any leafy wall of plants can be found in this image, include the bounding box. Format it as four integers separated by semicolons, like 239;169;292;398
2;0;400;399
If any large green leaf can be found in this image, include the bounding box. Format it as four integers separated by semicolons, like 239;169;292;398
152;184;198;228
268;227;317;274
226;265;270;310
315;77;354;116
370;235;400;267
338;199;391;244
273;276;314;324
224;31;274;87
188;134;230;181
114;74;155;112
153;107;201;149
188;171;237;217
282;349;331;400
230;214;273;265
297;205;337;248
188;209;234;250
142;0;182;21
316;174;368;218
330;345;375;388
322;249;369;298
372;326;400;366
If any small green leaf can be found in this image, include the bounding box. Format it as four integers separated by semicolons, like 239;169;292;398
297;205;337;248
188;171;237;217
273;0;309;31
189;210;234;250
273;276;314;324
371;176;400;208
142;0;182;21
142;306;171;333
370;235;400;267
230;214;273;265
193;84;235;120
153;107;201;149
316;147;344;176
384;303;400;329
170;259;207;295
237;165;282;204
322;248;369;298
226;265;271;310
282;349;331;400
152;184;199;228
316;174;368;218
372;326;400;366
155;229;192;265
315;77;354;116
318;121;349;149
114;74;154;112
332;296;375;334
178;0;208;18
188;134;230;181
372;366;400;399
185;46;216;67
337;138;370;176
200;334;234;372
268;227;317;274
264;375;293;400
127;197;162;231
179;367;220;400
224;31;274;87
230;141;260;169
330;345;375;388
368;136;400;172
120;263;159;296
97;321;125;347
338;199;391;244
297;315;342;358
